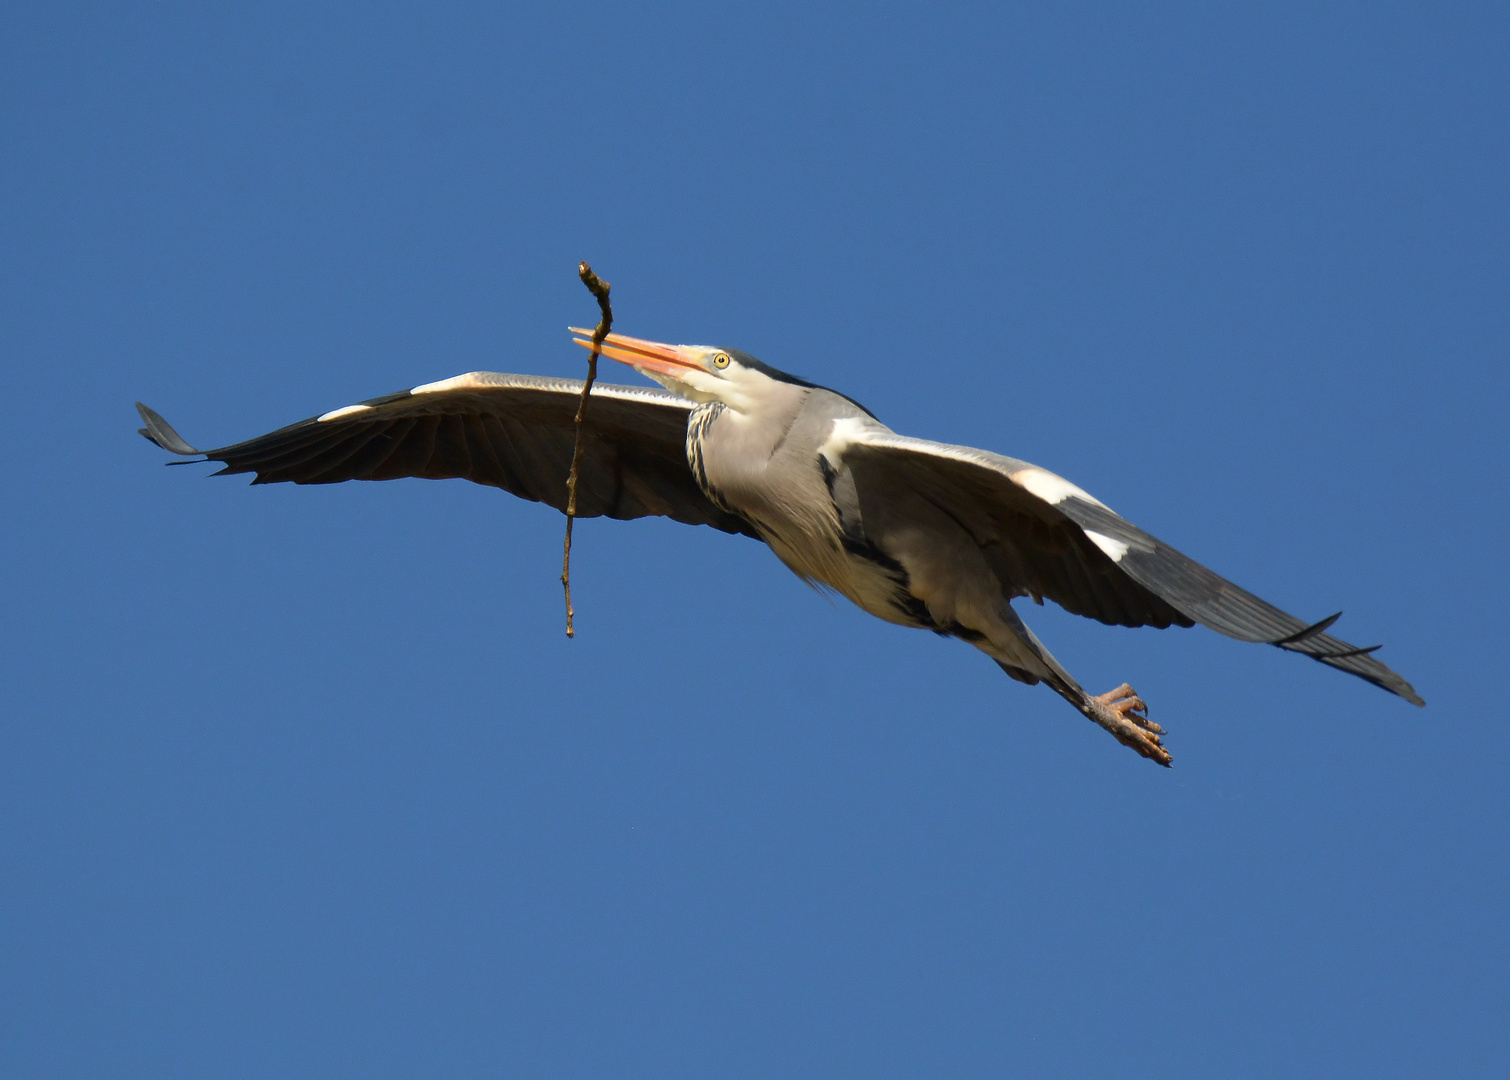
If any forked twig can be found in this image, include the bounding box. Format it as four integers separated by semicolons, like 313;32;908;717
561;261;612;637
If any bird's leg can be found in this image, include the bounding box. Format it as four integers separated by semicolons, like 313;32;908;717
982;603;1173;766
1085;683;1170;766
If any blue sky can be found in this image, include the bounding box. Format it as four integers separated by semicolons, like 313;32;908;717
2;2;1506;1076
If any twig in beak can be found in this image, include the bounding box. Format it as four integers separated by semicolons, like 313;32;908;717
561;261;613;637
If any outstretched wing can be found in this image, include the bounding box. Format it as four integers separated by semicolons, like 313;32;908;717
137;372;759;537
834;426;1422;705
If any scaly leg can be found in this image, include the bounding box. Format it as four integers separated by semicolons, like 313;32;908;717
983;606;1173;766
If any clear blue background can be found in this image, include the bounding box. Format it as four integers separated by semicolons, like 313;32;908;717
2;3;1506;1076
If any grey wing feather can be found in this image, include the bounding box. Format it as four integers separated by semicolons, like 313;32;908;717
136;373;758;538
136;404;200;456
841;434;1194;630
841;431;1423;706
1050;494;1423;704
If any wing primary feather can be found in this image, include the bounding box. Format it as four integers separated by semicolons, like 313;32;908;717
136;403;202;456
836;432;1421;705
294;425;402;484
240;430;371;480
347;418;418;479
1271;611;1344;646
385;414;441;477
1314;643;1383;660
139;374;841;541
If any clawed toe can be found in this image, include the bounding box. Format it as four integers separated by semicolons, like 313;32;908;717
1095;683;1139;705
1088;683;1171;766
1095;687;1156;726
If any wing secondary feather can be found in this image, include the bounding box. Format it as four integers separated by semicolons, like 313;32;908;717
838;430;1422;706
137;373;758;537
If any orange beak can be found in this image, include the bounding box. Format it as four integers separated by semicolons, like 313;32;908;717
568;328;704;378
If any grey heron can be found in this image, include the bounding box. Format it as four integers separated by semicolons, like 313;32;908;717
136;330;1422;765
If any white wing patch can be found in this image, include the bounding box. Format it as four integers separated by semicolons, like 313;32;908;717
317;403;374;422
1010;466;1110;510
818;416;880;466
316;373;695;424
1084;529;1130;562
409;373;494;396
829;427;1117;515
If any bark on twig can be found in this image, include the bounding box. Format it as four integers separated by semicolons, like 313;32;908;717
561;261;612;637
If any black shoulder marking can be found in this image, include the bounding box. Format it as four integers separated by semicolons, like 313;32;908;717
818;455;867;548
818;454;837;490
832;530;940;632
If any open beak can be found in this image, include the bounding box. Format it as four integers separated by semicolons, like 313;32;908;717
568;328;704;378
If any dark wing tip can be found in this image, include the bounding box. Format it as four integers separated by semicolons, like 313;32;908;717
1271;611;1343;646
1339;660;1425;707
135;402;202;456
1285;631;1426;707
1045;496;1426;708
1338;661;1425;707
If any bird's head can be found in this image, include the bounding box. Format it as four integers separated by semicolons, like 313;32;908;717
569;328;813;414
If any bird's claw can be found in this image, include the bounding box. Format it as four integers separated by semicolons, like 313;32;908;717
1090;684;1171;766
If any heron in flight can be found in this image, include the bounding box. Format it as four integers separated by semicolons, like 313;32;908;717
137;330;1422;764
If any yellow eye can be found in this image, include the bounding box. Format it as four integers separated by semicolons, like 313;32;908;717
712;352;731;369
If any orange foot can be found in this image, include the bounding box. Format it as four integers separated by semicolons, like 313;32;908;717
1088;683;1171;766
